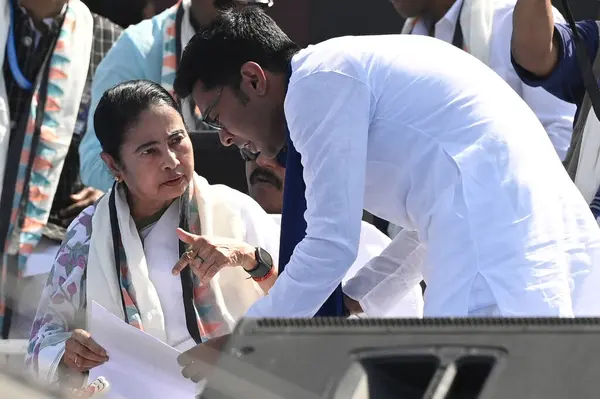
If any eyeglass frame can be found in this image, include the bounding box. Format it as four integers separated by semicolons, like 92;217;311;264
200;88;224;131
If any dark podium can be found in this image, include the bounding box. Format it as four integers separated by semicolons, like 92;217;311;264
197;317;600;399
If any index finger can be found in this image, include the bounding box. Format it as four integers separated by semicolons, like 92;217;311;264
172;253;193;275
72;329;107;357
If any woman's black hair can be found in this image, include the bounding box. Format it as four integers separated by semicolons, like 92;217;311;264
94;80;182;163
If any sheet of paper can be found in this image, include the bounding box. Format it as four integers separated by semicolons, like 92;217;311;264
88;301;197;399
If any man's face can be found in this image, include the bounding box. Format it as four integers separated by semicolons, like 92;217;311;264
243;150;285;214
192;63;287;159
389;0;428;18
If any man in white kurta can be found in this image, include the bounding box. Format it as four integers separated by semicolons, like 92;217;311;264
176;8;600;318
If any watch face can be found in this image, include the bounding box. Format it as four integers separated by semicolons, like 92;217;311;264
257;247;273;267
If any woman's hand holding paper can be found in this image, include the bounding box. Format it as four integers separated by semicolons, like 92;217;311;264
61;329;109;372
172;228;257;282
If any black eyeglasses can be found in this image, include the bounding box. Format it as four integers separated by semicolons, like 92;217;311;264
200;88;224;131
240;148;260;162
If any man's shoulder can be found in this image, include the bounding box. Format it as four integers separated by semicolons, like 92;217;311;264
112;7;176;56
92;14;123;35
91;14;123;50
288;37;376;95
125;7;175;40
556;19;600;45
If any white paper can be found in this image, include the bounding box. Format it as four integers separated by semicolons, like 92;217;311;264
88;301;196;399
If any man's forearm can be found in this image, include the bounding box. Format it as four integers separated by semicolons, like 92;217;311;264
512;0;558;76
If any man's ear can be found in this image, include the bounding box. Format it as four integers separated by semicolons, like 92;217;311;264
240;61;268;95
100;152;123;181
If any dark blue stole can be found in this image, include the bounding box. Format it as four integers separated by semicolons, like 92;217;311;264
277;137;345;317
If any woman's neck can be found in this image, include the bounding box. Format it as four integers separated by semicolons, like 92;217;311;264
128;192;174;223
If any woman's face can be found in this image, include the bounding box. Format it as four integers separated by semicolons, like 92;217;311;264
116;104;194;206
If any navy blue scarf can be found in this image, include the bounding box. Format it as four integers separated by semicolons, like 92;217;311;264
277;137;345;317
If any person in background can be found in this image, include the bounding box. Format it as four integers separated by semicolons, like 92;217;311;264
0;0;121;340
242;148;424;317
510;0;600;225
26;80;280;387
82;0;151;27
79;0;274;193
389;0;576;161
174;7;600;320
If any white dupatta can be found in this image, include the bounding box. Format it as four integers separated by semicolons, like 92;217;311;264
401;0;494;66
0;0;9;193
86;174;265;343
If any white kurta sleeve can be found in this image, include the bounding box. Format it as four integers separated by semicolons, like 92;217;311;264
343;229;425;316
245;71;371;318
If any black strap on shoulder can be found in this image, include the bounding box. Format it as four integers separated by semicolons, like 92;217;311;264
561;0;600;120
108;185;130;325
178;187;203;344
175;3;185;66
452;1;466;50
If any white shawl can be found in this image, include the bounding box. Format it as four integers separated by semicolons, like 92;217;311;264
401;0;494;66
86;174;265;343
0;0;9;193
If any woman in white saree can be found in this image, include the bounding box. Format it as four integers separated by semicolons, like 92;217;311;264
25;80;280;387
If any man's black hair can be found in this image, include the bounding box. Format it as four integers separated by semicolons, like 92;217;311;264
174;7;300;99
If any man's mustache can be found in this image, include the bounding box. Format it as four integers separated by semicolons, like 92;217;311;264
249;167;283;190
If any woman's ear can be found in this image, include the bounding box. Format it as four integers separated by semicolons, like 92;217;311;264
100;152;122;181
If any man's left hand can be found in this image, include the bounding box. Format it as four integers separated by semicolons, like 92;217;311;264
178;334;231;383
343;293;363;315
60;187;103;222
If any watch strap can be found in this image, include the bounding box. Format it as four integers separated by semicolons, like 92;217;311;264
245;247;273;279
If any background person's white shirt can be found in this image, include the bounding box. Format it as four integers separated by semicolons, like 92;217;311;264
245;35;600;319
408;0;575;160
270;215;423;317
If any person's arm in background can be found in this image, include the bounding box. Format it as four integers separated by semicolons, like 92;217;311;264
494;5;575;160
343;229;424;317
245;71;370;318
511;0;600;106
512;0;558;76
79;32;152;191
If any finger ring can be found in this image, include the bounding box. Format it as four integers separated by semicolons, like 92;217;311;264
74;354;79;366
184;250;195;261
195;255;204;263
